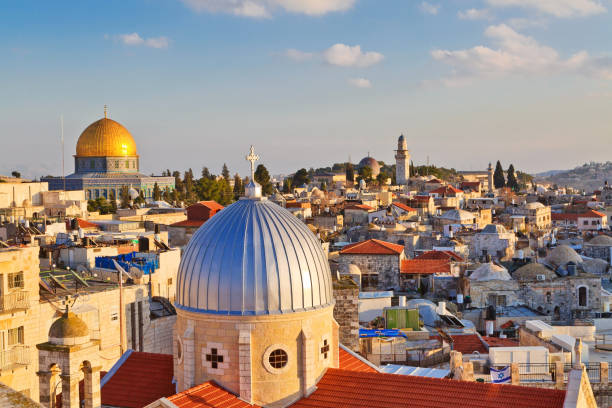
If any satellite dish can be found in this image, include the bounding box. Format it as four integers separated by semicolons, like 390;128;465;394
130;266;143;279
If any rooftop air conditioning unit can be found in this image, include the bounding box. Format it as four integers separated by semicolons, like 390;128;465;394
536;274;546;281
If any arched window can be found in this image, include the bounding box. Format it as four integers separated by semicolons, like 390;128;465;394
578;286;588;307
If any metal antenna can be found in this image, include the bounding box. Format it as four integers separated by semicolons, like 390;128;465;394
61;115;66;191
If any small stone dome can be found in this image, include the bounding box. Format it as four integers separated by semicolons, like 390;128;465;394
587;235;612;246
21;199;31;207
357;157;381;177
582;258;609;275
546;245;583;270
469;262;511;281
513;263;556;281
339;263;361;276
48;311;90;345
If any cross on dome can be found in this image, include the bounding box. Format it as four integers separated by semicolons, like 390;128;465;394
245;145;259;181
104;105;108;118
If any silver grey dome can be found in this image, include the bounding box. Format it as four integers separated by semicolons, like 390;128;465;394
176;198;333;315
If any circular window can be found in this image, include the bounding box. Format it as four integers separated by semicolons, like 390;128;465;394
268;349;288;369
262;344;290;374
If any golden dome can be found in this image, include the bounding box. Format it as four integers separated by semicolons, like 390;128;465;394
76;115;138;157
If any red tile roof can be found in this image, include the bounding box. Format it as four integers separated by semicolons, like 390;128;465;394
460;181;481;188
167;382;259;408
400;259;450;275
500;320;515;329
76;218;100;229
449;334;488;354
552;209;606;221
191;201;225;211
101;352;175;408
345;204;375;211
392;202;417;212
170;219;205;228
286;202;311;208
291;368;565;408
411;195;432;202
482;336;519;348
340;239;404;255
339;348;378;373
430;185;464;196
415;250;463;262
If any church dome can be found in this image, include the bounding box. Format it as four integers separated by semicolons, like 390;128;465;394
357;156;381;177
48;311;90;345
176;198;334;315
76;116;138;157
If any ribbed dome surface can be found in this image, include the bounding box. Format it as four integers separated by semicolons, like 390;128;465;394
76;117;138;157
358;156;381;176
176;198;333;315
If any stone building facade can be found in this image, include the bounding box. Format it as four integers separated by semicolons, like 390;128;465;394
332;278;360;352
339;240;406;291
0;245;175;403
471;224;517;261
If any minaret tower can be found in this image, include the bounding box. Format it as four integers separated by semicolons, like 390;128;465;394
395;134;410;185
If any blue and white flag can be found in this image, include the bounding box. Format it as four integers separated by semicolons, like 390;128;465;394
490;366;511;384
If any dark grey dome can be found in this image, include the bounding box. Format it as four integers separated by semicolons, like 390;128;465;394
357;157;381;177
176;198;334;315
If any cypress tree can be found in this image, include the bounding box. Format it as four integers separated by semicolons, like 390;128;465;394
494;160;506;188
507;164;519;192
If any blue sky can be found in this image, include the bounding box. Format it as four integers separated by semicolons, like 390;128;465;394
2;0;612;179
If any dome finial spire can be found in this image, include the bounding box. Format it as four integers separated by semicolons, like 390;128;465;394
245;145;262;198
104;105;108;118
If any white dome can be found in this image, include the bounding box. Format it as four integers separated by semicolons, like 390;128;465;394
469;262;511;281
176;198;334;315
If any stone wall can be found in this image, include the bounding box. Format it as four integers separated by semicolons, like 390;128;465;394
339;253;401;290
333;281;359;352
469;279;520;308
584;244;611;262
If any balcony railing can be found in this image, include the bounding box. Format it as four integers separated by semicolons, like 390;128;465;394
0;291;29;313
0;346;31;370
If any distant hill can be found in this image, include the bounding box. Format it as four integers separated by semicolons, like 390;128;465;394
536;162;612;192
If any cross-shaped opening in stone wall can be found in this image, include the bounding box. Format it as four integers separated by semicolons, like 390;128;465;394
206;348;224;369
321;339;330;359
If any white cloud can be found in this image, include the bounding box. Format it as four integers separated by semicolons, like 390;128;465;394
419;1;440;15
322;43;383;67
458;8;492;20
119;33;145;46
348;78;372;88
180;0;355;18
117;33;169;49
506;17;548;29
485;0;606;17
430;24;612;85
284;48;314;61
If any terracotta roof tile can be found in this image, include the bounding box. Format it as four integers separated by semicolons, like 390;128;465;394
450;334;488;354
170;220;205;228
340;239;404;255
400;259;450;275
415;250;463;262
101;352;175;408
339;348;378;373
392;202;417;212
76;218;100;229
191;201;225;211
291;368;565;408
167;381;259;408
482;336;519;347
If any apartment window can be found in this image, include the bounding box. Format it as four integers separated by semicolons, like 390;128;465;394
583;221;589;226
8;326;24;346
8;272;24;289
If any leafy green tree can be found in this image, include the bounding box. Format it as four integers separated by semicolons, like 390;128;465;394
376;171;389;185
109;189;117;213
120;185;130;208
153;182;162;200
507;164;519;191
283;177;292;193
184;169;196;203
11;171;21;178
345;163;354;183
292;168;310;186
254;164;274;196
233;173;244;200
494;160;506;189
321;182;327;191
87;197;114;214
201;167;212;180
222;164;230;181
172;171;184;197
358;166;373;181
